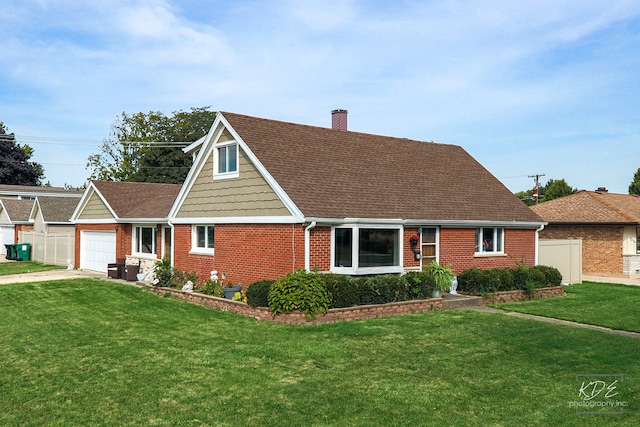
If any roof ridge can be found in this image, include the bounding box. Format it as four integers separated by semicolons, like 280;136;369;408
586;191;638;223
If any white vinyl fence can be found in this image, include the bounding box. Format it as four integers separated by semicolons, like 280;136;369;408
538;238;582;284
18;231;75;267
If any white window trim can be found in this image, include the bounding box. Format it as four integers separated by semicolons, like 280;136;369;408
190;225;215;256
213;140;239;180
132;225;157;259
474;227;505;256
420;226;440;266
330;224;404;275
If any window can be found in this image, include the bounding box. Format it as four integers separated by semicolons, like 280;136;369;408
134;226;156;255
332;226;401;273
476;227;503;254
215;141;238;178
192;225;214;254
421;227;438;265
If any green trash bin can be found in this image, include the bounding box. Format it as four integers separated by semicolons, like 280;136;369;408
15;243;31;261
5;244;18;261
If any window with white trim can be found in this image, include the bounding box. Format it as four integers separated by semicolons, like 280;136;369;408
133;226;156;256
214;140;238;179
192;225;214;254
475;227;503;254
332;226;402;274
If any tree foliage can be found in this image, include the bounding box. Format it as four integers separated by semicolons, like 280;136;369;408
86;107;216;183
629;168;640;195
516;178;577;205
0;121;44;185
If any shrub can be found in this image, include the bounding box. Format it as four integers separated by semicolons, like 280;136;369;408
357;275;395;305
403;270;433;299
458;268;491;294
534;265;563;287
172;269;198;289
321;274;359;308
246;280;275;307
268;270;332;320
526;267;547;288
153;258;173;287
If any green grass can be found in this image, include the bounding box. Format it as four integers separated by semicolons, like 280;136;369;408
494;282;640;333
0;261;64;275
0;279;638;426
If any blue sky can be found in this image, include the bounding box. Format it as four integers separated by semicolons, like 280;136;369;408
1;0;639;193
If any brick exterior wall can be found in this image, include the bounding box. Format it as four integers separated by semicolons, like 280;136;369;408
173;224;537;286
439;228;536;274
173;223;306;286
540;225;622;275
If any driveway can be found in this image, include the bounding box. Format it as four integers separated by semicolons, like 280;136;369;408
0;268;111;285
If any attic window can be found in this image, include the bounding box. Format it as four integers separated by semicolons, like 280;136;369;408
214;140;238;179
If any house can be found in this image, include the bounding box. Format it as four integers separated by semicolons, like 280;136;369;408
70;180;182;273
0;199;34;255
0;184;82;255
531;189;640;276
29;196;79;234
168;110;545;286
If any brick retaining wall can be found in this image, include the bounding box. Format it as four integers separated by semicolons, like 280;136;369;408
143;284;443;325
479;286;565;304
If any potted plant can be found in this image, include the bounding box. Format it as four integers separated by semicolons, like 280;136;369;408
426;261;454;298
223;284;242;300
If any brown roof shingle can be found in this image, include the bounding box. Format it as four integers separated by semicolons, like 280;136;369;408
0;198;34;222
222;112;542;223
92;181;182;219
531;190;640;224
36;196;80;223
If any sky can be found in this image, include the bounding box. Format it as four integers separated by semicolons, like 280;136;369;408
1;0;639;194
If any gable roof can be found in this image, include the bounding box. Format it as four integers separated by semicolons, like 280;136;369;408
201;112;542;225
31;196;80;223
531;190;640;225
73;181;182;222
0;198;35;223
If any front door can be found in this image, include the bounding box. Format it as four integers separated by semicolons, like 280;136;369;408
163;227;172;260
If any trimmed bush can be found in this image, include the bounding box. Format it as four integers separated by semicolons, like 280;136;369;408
357;275;397;305
268;270;332;320
459;265;561;295
403;270;434;300
246;280;275;307
321;274;359;308
534;265;563;286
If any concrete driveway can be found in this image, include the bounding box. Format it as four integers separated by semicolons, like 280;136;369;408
0;268;111;285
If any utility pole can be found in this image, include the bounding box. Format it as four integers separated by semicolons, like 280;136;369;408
529;173;545;204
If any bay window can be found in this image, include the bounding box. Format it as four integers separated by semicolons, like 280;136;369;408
332;226;402;274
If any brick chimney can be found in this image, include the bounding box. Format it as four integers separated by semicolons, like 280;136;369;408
331;109;348;131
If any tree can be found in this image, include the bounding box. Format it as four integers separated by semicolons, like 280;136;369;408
541;179;577;202
0;121;44;185
87;107;216;183
629;168;640;195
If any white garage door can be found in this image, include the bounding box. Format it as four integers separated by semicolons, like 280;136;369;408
80;230;116;272
0;225;15;255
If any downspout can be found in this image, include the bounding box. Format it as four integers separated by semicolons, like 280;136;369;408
535;223;545;266
167;218;175;268
304;221;317;272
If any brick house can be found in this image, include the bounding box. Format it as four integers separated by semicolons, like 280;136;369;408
168;111;545;286
531;189;640;276
71;181;181;273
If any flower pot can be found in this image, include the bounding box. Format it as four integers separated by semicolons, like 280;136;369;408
223;285;242;299
432;289;443;298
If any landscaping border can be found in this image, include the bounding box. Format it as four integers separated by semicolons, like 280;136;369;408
475;286;565;304
142;283;443;325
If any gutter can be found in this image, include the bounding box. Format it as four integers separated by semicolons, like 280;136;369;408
304;221;317;272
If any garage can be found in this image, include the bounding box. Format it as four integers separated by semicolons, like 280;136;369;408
0;225;15;255
80;230;116;272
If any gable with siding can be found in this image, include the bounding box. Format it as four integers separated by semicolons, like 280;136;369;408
77;189;114;220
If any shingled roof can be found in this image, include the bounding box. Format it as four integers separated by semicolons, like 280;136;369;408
34;196;80;223
92;181;182;219
0;198;34;222
221;112;542;224
531;190;640;225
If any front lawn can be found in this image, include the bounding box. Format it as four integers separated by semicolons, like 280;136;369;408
494;282;640;333
0;260;64;276
0;279;637;426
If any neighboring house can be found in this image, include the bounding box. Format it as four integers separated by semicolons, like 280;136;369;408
70;181;182;273
0;198;35;255
168;111;545;286
532;189;640;276
29;196;80;234
0;184;83;200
